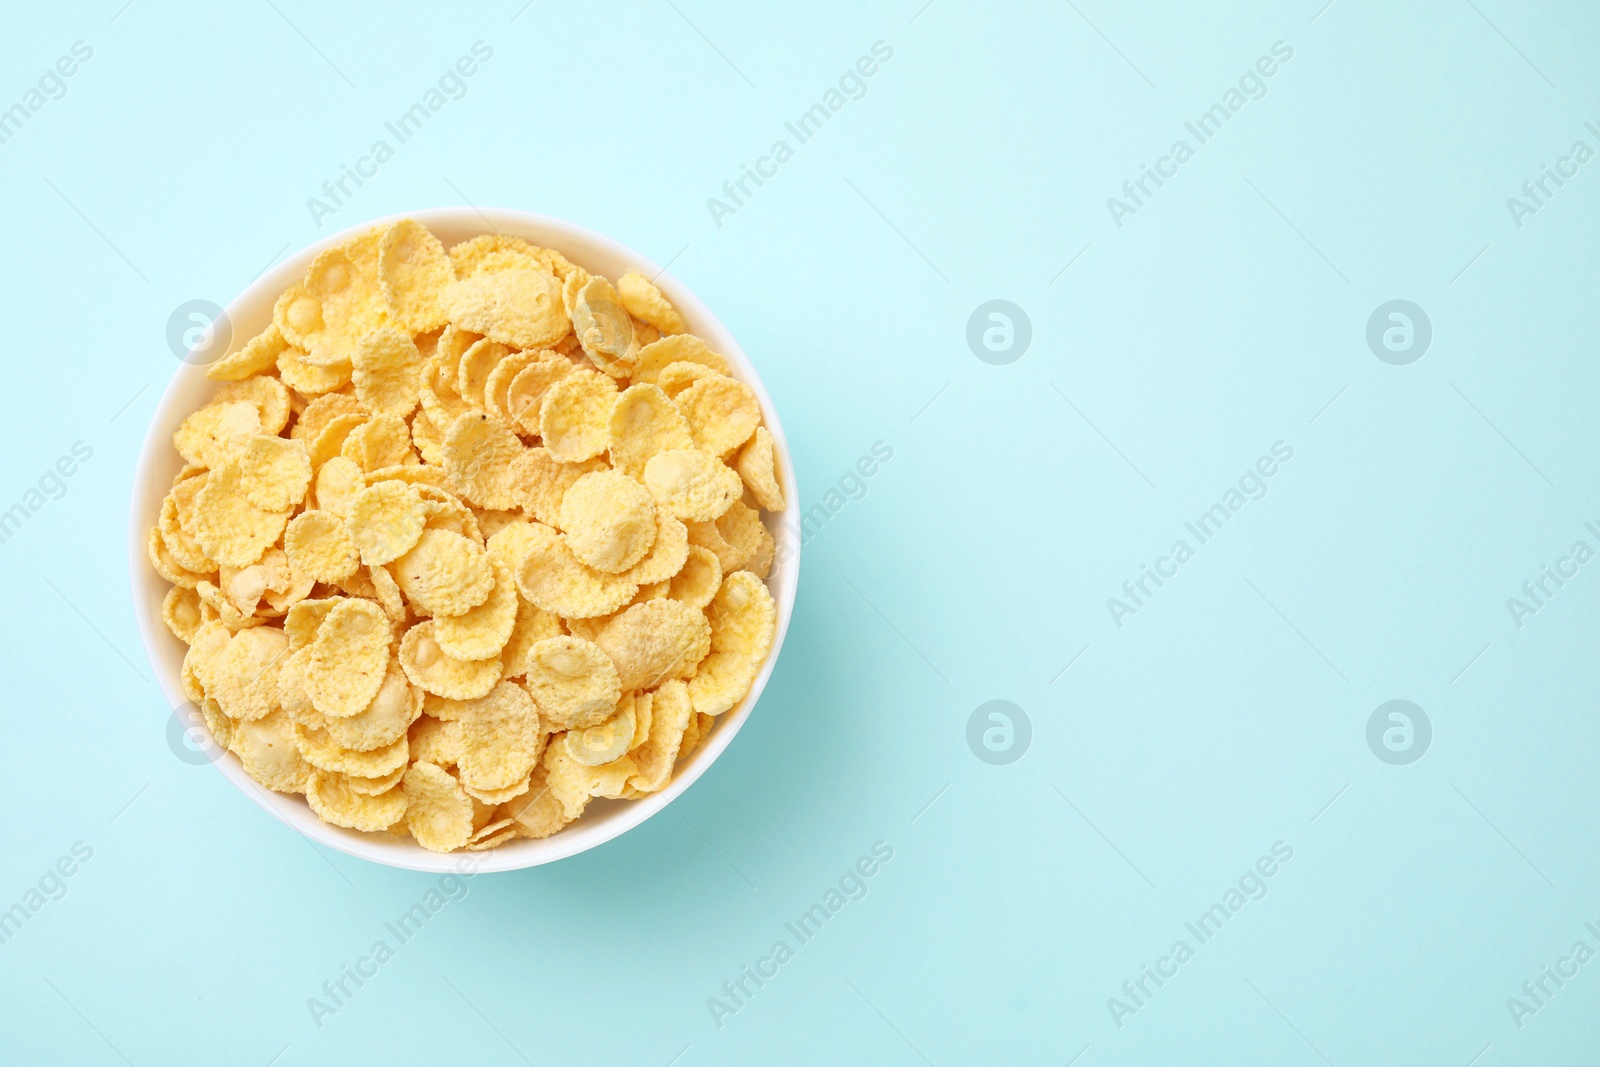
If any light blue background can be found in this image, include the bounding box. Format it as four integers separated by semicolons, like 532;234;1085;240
2;1;1598;1063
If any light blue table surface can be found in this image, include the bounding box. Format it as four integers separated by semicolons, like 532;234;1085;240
3;1;1598;1063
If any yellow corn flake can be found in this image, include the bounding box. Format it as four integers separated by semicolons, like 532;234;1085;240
441;411;524;509
505;355;573;435
308;412;368;470
173;400;261;469
278;344;350;396
434;558;517;660
444;262;569;349
305;598;392;718
656;360;715;399
217;547;307;618
481;349;540;423
595;600;711;691
159;477;216;574
214;375;292;437
378;218;453;333
294;721;410;777
510;448;603;527
162;585;205;643
713;500;767;573
276;646;320;726
632;333;730;385
291;391;365;442
456;338;510;411
539;371;617;462
417;492;480;543
195;578;252;630
148;524;209;589
564;699;635;766
341;413;417;472
398;620;501;699
735;426;785;511
503;769;571;838
617;511;688;588
628;679;693;793
190;459;292;568
231;710;312;794
307;769;408;831
391;527;494;616
410;404;445;465
448;234;545;277
608;383;695;478
408;715;464;767
642;448;742;522
616;271;685;335
499;596;565;678
284;597;341;650
345;480;427;566
513;521;637;619
473;507;523;542
466;819;519;850
237;435;312;512
199;697;236;753
675;374;760;457
346;763;407;796
402;760;474;853
205;323;284;381
368;563;407;623
571;275;639;378
313;455;365;516
351;326;423;419
559;470;658;574
542;744;636;819
274;242;392;367
369;464;450;491
315;662;421;751
744;523;775;579
521;635;621;729
464;777;529;807
689;571;777;715
455;681;544;792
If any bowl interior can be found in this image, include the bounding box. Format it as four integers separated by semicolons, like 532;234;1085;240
130;208;799;872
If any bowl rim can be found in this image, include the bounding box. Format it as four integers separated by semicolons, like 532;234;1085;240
129;207;799;873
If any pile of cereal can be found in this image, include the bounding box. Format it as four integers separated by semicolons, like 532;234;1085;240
148;219;783;852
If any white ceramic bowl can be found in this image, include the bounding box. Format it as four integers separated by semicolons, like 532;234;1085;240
129;208;799;872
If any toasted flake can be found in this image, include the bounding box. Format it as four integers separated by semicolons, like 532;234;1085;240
162;585;205;643
305;598;392;718
595;600;711;691
275;243;393;367
444;263;569;349
656;360;715;398
351;327;423;419
207;323;286;381
622;512;689;586
410;404;445;465
308;412;368;470
341;413;416;471
689;571;777;715
392;528;494;617
608;383;695;479
456;338;510;410
521;635;622;729
434;558;517;660
190;460;292;568
402;761;474;852
399;620;501;699
292;392;365;443
559;470;657;574
313;455;365;516
628;679;693;792
237;436;312;512
675;374;760;456
714;500;767;573
232;710;312;793
214;375;292;436
642;449;742;522
315;662;421;751
514;521;637;618
617;272;684;334
442;411;524;509
307;768;407;830
173;400;260;469
571;275;638;378
505;356;574;435
633;334;730;385
160;475;216;574
455;681;545;792
483;349;543;424
565;700;636;766
346;763;407;796
378;218;453;333
346;480;427;566
206;625;289;722
409;715;465;766
278;345;350;396
503;770;571;838
510;448;604;526
539;371;617;462
735;426;784;511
